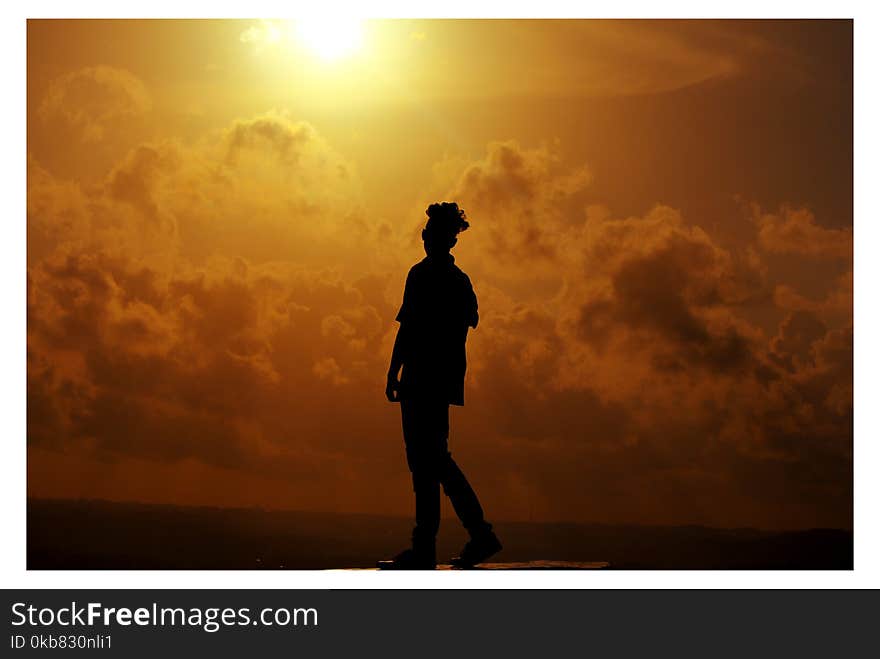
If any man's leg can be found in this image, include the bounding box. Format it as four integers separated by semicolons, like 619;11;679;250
401;398;441;562
412;400;492;538
439;452;493;538
439;406;502;567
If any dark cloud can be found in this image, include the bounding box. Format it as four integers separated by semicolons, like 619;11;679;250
755;206;852;259
452;140;591;264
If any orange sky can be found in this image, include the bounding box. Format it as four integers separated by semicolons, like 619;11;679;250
27;19;852;529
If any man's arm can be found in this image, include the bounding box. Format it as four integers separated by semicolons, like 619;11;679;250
387;269;415;402
386;323;409;402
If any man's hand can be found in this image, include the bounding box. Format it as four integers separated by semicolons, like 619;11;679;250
385;373;401;402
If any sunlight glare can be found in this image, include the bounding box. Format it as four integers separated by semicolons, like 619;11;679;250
296;19;364;62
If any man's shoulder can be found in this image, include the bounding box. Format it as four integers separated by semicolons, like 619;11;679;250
406;259;429;283
408;257;472;286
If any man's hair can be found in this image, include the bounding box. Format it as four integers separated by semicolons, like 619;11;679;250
424;202;469;239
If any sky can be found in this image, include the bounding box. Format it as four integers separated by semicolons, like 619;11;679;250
26;19;852;530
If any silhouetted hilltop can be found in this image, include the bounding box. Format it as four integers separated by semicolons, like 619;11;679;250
27;498;852;570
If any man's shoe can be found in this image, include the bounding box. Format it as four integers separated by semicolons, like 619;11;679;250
376;548;436;570
450;532;503;568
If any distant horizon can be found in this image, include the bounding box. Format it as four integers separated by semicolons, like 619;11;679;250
26;496;854;533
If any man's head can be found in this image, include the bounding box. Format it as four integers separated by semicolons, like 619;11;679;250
422;202;469;257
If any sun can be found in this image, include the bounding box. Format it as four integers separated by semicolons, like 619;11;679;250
295;18;364;62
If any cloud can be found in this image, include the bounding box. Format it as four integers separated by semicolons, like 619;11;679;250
224;113;319;166
453;140;591;262
39;66;151;142
568;206;766;377
754;206;852;259
27;110;396;491
385;20;785;101
774;270;852;319
27;247;391;476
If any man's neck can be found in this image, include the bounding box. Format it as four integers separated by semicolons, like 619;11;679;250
425;252;454;264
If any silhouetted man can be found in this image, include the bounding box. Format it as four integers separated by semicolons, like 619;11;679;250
378;202;502;570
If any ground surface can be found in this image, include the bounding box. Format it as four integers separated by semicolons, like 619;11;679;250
28;499;853;570
338;560;611;570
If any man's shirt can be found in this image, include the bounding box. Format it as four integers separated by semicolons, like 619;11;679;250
395;253;478;406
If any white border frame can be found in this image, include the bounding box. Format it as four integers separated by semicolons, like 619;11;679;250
4;1;875;590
